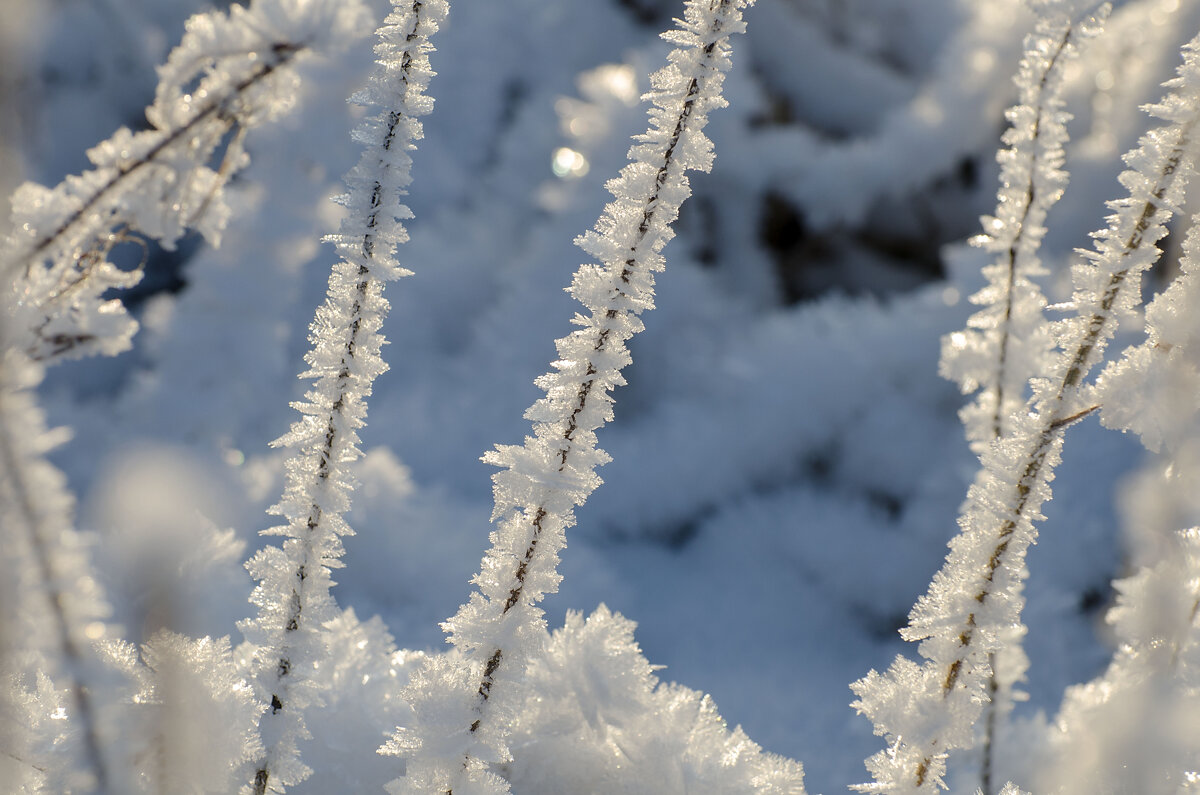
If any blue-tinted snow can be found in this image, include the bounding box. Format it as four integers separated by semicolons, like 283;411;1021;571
13;0;1192;791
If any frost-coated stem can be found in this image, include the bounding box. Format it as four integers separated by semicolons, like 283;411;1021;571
0;346;115;793
1038;160;1200;788
238;3;446;793
941;2;1097;451
476;4;726;708
382;1;754;792
853;32;1200;795
9;50;288;280
2;0;370;364
937;5;1106;791
1046;213;1200;791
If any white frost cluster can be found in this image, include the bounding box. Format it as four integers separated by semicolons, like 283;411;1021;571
2;0;370;364
1096;213;1200;455
503;606;807;794
1040;529;1200;795
238;1;448;792
1041;207;1200;793
384;1;763;792
100;632;265;794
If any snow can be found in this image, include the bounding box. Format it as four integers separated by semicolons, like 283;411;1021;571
5;0;1200;792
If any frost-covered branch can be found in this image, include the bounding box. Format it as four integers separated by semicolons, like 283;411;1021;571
1048;272;1200;785
852;31;1200;795
0;2;372;790
238;2;447;792
942;1;1102;451
938;4;1105;792
1095;213;1200;457
382;2;756;792
1;0;370;364
1035;213;1200;793
0;342;116;793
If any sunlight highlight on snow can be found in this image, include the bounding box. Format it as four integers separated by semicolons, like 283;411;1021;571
1151;0;1180;25
971;49;995;74
914;94;945;125
552;147;589;179
594;64;639;106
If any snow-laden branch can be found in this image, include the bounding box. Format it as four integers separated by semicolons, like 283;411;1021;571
1046;245;1200;784
852;28;1200;795
938;4;1106;791
1096;211;1200;456
1038;213;1200;793
1;0;370;364
381;1;757;792
0;2;372;790
237;2;448;793
942;1;1104;452
0;343;116;793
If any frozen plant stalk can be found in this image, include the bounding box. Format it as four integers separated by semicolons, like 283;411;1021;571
853;28;1200;795
0;1;371;791
942;0;1102;451
938;3;1105;791
383;1;755;792
1038;214;1200;793
0;344;116;793
238;2;448;793
2;0;370;364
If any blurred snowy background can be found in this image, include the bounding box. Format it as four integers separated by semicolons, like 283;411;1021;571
5;0;1197;790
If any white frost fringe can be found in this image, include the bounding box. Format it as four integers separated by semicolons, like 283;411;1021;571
239;1;448;792
383;1;759;792
853;21;1200;795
